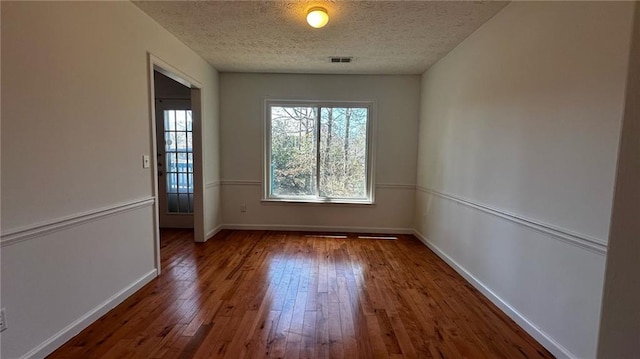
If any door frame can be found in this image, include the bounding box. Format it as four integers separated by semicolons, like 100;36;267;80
147;53;205;274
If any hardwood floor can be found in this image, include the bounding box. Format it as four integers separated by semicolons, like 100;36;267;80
49;229;553;358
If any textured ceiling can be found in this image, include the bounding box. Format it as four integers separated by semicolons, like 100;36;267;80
134;1;508;75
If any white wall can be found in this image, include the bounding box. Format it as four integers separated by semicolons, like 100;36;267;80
414;2;634;358
0;2;220;358
598;3;640;357
219;73;419;232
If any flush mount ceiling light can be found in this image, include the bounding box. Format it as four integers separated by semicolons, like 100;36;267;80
307;7;329;28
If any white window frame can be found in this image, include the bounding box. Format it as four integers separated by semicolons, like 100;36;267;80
263;99;376;204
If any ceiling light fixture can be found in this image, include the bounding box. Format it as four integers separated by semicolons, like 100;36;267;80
307;7;329;28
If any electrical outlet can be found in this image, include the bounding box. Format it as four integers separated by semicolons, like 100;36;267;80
0;308;7;332
240;204;247;213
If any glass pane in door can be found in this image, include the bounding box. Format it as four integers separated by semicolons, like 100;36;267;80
164;109;194;213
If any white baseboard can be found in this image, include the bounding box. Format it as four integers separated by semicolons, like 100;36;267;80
17;226;569;358
205;224;224;240
411;230;575;359
222;223;414;234
21;269;158;359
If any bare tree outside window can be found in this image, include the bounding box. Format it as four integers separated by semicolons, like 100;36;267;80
270;106;317;196
267;102;372;202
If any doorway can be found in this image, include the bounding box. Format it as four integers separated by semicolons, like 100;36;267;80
154;72;194;229
148;54;205;275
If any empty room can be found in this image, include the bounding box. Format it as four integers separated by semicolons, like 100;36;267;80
1;1;639;358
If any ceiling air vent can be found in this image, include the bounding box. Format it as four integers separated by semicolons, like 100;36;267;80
329;57;353;63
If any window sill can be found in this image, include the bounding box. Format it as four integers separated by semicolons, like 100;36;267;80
261;198;374;206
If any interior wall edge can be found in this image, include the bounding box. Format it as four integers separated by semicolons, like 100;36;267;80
596;2;640;357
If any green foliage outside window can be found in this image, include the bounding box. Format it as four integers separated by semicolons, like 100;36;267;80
269;104;369;200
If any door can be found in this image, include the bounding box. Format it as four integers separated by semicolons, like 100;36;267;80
155;99;194;228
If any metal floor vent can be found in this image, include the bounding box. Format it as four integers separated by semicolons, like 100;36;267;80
305;234;348;239
330;57;353;63
304;234;397;240
358;235;397;240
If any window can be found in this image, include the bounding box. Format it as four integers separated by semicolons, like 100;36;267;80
264;100;375;203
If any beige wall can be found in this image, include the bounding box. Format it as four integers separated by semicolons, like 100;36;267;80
0;2;220;357
598;3;640;358
414;2;634;358
219;73;420;231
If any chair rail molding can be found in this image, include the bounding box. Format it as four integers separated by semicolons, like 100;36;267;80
1;197;156;247
205;181;221;189
416;186;607;255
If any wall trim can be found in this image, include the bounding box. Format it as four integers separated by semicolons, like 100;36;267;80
222;224;413;234
205;181;220;189
1;198;156;247
205;224;224;241
412;230;575;359
21;269;158;359
220;180;261;186
416;186;607;255
376;183;416;190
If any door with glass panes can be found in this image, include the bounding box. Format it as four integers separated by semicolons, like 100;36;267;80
155;99;194;228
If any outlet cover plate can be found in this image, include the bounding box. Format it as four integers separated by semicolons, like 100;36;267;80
142;155;150;169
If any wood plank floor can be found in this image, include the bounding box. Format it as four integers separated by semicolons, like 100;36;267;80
49;229;553;358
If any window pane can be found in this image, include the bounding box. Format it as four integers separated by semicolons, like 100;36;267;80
164;132;173;152
166;173;178;194
177;153;187;171
176;132;187;151
178;194;191;212
178;173;188;193
176;110;186;131
165;110;176;131
167;193;178;212
186;111;193;131
270;106;317;197
187;173;194;192
319;107;368;198
166;152;177;172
